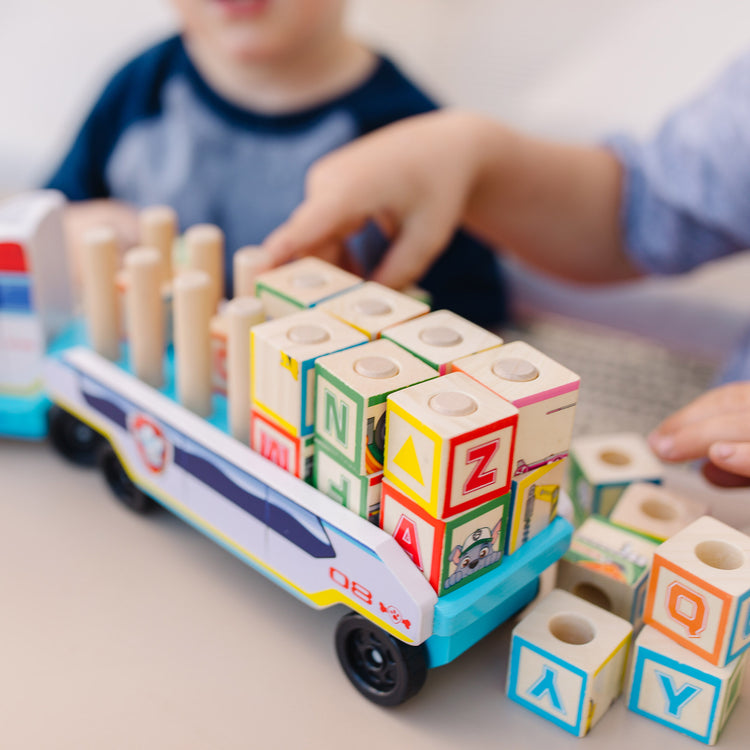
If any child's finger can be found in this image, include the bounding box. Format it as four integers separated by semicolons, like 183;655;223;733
707;442;750;481
649;408;750;462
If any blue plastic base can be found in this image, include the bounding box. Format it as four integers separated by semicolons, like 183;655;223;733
425;517;573;668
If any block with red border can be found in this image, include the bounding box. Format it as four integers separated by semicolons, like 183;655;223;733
644;516;750;667
210;312;228;395
384;371;518;519
380;479;510;596
313;440;383;521
254;257;362;319
383;309;502;375
250;409;314;481
454;340;579;480
506;457;565;555
317;281;429;340
314;338;437;475
251;308;367;438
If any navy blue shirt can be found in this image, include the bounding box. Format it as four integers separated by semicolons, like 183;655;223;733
46;35;507;326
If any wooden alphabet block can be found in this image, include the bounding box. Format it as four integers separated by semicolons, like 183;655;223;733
644;516;750;667
210;312;229;395
507;588;632;737
317;280;429;339
254;257;362;319
568;432;662;524
250;409;314;480
251;309;367;438
627;624;747;745
313;440;383;521
383;309;502;374
380;479;509;596
454;340;579;479
314;338;437;475
556;515;659;630
384;371;519;519
609;482;708;542
506;458;564;555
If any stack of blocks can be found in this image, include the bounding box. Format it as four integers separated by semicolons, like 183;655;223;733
627;516;750;744
506;588;633;737
568;432;663;526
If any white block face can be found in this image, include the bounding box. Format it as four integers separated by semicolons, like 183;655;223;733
383;309;502;373
251;309;367;437
313;444;383;520
455;340;579;476
507;458;564;555
384;372;518;519
0;313;45;391
314;339;437;474
210;314;228;395
627;625;746;745
317;281;429;339
610;482;709;542
644;516;750;667
254;257;362;319
507;589;633;737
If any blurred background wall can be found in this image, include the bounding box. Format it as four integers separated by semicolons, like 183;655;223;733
4;0;750;191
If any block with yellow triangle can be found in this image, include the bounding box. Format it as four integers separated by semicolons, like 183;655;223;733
384;371;519;520
380;479;510;596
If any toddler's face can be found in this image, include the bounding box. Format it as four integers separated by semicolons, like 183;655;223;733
171;0;347;63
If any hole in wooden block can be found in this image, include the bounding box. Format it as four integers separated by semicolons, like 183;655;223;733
419;326;463;347
599;449;631;467
291;272;325;289
353;298;392;316
287;324;329;345
549;613;595;645
640;496;677;521
572;583;613;612
695;540;744;570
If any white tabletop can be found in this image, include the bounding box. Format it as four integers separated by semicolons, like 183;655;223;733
2;439;749;750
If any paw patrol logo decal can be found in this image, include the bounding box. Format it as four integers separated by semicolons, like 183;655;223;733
130;414;171;473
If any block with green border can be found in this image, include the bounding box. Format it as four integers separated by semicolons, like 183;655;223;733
314;338;437;475
313;440;383;521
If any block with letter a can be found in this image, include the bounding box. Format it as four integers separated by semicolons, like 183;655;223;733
644;516;750;667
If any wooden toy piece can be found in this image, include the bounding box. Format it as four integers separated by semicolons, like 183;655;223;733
644;516;750;667
251;308;367;439
507;457;565;555
380;480;510;596
124;247;165;388
314;338;437;475
183;223;225;314
568;432;662;524
556;515;659;631
610;482;709;542
454;340;579;477
383;309;502;375
507;588;633;737
254;256;362;319
79;226;120;361
314;441;383;521
384;371;518;520
173;270;213;417
138;205;177;283
317;281;429;340
226;296;264;444
627;624;747;745
210;312;229;395
233;245;270;298
400;284;431;307
251;409;315;480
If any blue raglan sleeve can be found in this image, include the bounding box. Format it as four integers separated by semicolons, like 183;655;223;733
608;51;750;275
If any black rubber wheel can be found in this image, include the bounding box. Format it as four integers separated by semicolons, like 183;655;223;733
47;405;103;466
335;612;428;706
98;444;157;514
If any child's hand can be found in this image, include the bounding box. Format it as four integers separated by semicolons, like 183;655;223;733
263;110;486;289
649;382;750;487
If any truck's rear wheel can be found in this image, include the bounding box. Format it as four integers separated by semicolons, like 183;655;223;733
47;405;102;466
335;612;427;706
98;444;156;514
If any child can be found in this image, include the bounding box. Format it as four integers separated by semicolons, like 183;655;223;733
262;53;750;486
45;0;506;327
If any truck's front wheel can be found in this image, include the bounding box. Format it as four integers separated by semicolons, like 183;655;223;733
335;612;427;706
47;405;102;466
98;444;156;514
